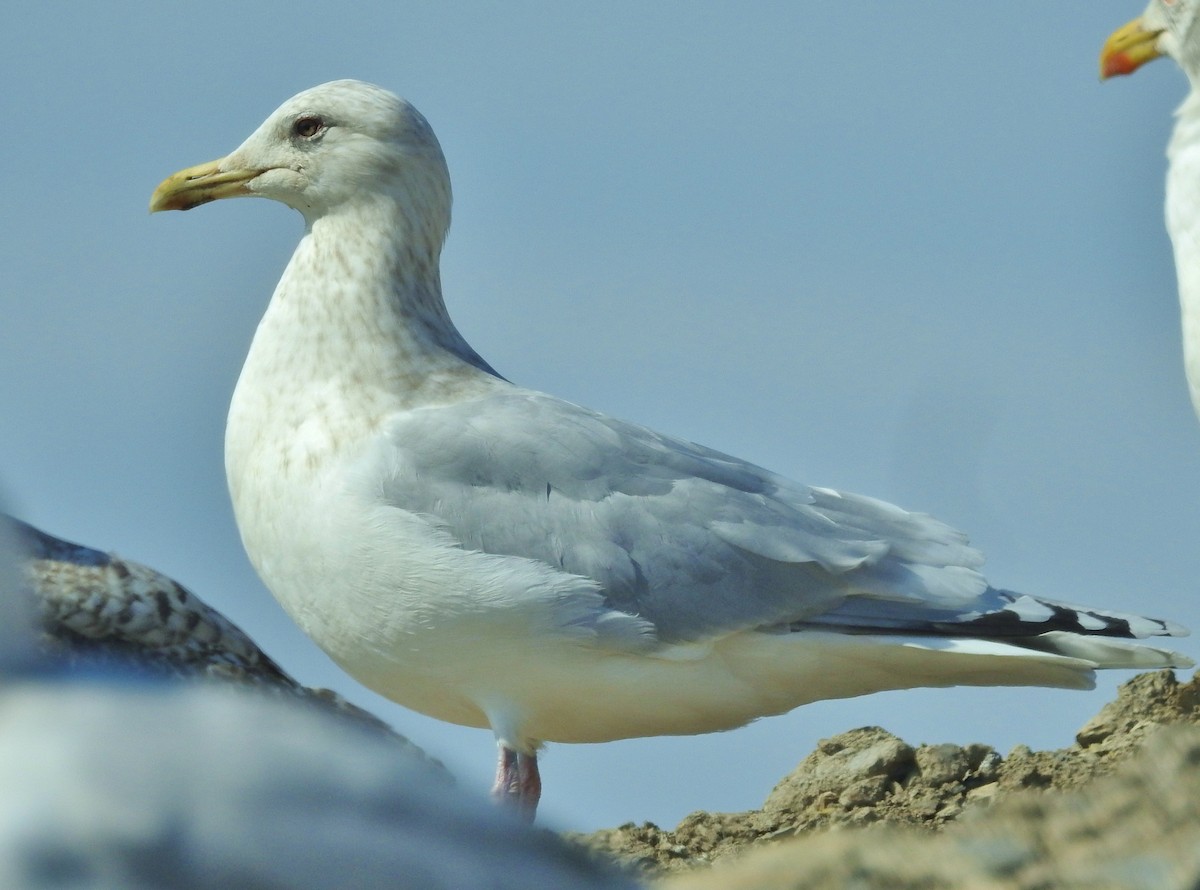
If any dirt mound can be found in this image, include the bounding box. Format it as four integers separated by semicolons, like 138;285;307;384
663;725;1200;889
573;670;1200;883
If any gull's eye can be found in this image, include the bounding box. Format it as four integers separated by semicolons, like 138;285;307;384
292;115;325;140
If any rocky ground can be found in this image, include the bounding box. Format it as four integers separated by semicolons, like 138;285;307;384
573;670;1200;888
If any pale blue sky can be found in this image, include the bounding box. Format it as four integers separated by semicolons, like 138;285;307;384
2;2;1198;831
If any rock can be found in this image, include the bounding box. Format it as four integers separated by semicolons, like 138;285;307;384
663;726;1200;889
1075;670;1200;751
763;727;914;814
572;669;1200;882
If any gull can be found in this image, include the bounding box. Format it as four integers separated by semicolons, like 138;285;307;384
1101;1;1200;417
2;513;433;754
6;512;291;681
0;684;630;889
151;80;1191;820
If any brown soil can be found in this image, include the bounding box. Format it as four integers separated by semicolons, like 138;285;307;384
571;670;1200;887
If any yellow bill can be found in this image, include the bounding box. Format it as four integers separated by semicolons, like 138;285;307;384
1099;16;1165;79
149;158;260;212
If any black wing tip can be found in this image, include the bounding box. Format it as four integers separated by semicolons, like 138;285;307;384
986;589;1189;641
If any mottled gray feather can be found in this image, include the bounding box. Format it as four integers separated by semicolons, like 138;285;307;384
2;514;443;759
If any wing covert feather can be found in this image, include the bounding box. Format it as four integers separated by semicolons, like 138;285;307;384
377;391;989;642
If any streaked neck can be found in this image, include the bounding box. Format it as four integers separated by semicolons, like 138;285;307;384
227;197;505;485
248;199;499;401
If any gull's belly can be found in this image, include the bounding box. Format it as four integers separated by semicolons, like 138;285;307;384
227;470;492;727
224;437;794;741
222;441;620;734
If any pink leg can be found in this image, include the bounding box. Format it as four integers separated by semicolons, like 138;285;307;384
491;745;541;822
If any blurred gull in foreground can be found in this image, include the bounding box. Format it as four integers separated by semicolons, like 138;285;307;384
151;79;1191;820
9;513;292;680
0;515;632;888
3;514;416;742
0;689;629;889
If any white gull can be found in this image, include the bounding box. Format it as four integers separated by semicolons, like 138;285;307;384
1102;1;1200;420
151;80;1191;820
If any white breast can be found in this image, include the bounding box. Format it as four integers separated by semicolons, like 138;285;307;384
1166;94;1200;415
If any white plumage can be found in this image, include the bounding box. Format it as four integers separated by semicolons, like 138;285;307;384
1103;1;1200;415
151;80;1190;818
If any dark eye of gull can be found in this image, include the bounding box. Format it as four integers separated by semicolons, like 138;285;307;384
292;115;325;140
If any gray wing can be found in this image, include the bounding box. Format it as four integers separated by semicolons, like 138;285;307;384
379;390;1146;645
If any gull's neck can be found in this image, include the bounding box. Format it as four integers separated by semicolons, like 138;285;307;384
227;197;502;482
1167;90;1200;413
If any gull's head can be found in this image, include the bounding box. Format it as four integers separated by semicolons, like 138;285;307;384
150;80;451;235
1101;1;1200;80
